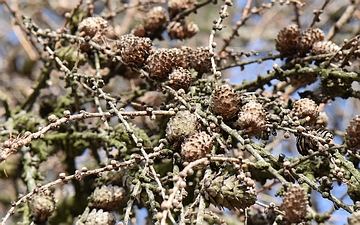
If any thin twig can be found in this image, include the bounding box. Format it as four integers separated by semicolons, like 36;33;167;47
326;0;360;40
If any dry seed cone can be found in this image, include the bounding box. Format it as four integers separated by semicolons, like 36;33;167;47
168;0;195;18
236;101;266;136
345;115;360;150
291;98;319;125
298;28;325;55
210;84;240;120
167;21;199;40
280;185;308;224
168;67;192;90
181;131;212;163
275;24;300;56
116;34;153;68
188;47;213;74
311;40;340;55
146;48;184;81
78;17;108;38
144;6;169;34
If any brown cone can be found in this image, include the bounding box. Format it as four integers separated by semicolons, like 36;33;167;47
210;84;240;120
181;131;212;163
275;24;300;56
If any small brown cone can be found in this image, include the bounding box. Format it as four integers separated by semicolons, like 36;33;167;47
275;24;300;56
144;6;169;35
181;131;213;163
291;98;319;125
345;115;360;150
311;40;340;55
280;185;308;224
78;17;108;38
78;17;108;52
169;67;192;90
131;24;147;37
146;48;184;81
298;28;325;55
116;34;153;68
236;101;266;136
188;47;213;74
168;0;195;18
296;129;333;156
210;84;240;120
167;21;199;40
